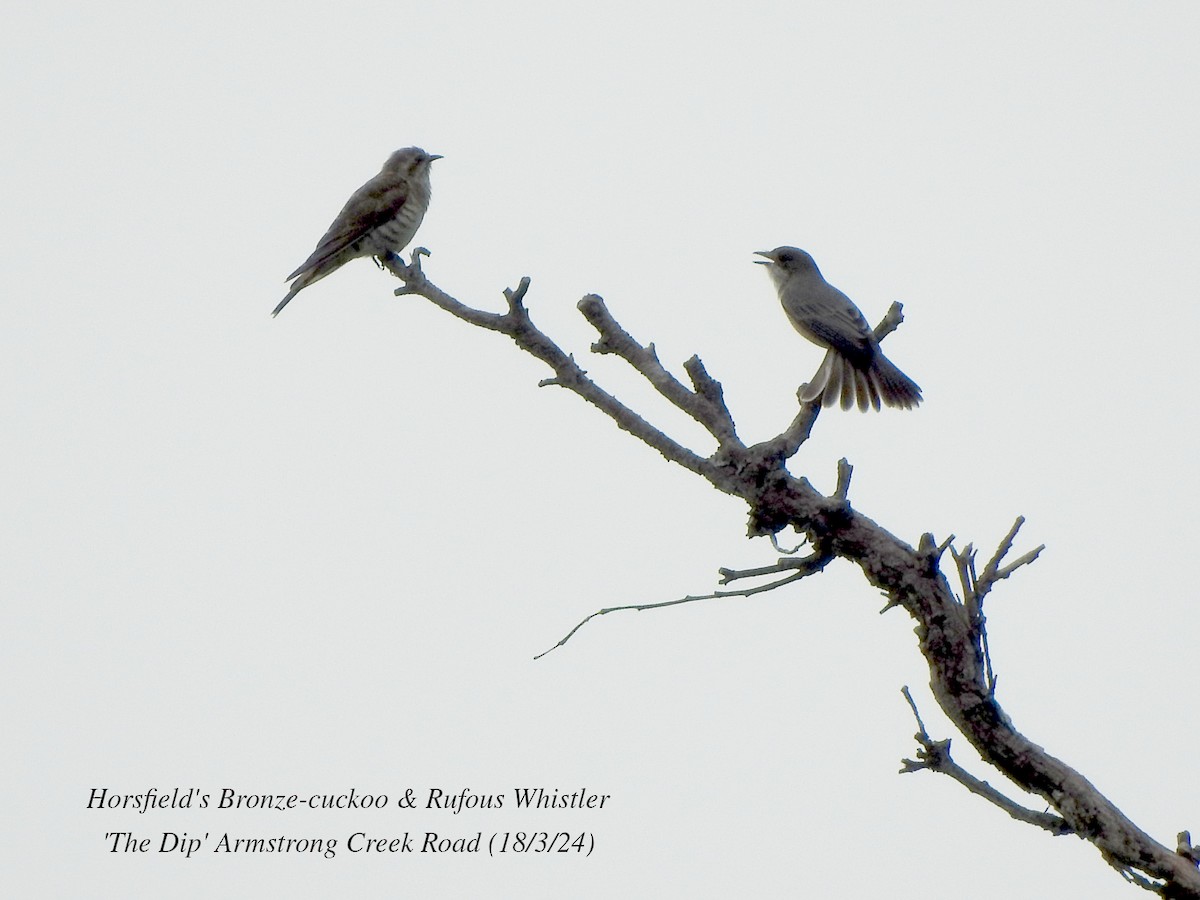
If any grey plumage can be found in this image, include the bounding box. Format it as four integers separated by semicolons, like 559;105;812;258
273;147;440;317
755;247;922;411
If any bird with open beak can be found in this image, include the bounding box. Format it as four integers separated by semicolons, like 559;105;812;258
755;247;922;411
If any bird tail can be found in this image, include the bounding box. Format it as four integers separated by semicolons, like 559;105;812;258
272;266;325;317
799;350;846;406
272;286;301;317
869;352;922;410
801;349;921;411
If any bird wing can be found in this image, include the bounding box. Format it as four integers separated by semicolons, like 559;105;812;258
286;173;412;281
784;282;875;367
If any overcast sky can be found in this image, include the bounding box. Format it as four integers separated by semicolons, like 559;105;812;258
5;2;1199;897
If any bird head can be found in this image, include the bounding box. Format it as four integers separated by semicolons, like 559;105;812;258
384;147;442;178
754;246;819;273
754;246;822;289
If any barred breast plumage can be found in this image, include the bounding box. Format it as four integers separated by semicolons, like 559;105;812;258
273;147;440;317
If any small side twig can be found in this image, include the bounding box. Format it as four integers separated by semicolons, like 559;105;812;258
769;531;805;555
873;301;906;341
389;246;432;294
1178;832;1200;866
899;688;1071;836
834;458;853;500
947;518;1045;698
719;545;834;584
976;516;1045;602
534;571;807;660
503;275;531;312
536;546;834;660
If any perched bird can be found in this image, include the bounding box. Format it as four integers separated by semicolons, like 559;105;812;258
273;147;441;317
755;247;922;411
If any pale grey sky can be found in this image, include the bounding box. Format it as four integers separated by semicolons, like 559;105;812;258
4;1;1198;897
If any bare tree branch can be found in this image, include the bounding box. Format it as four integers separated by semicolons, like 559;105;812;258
386;257;722;483
899;687;1071;834
382;260;1200;898
946;519;1047;698
534;558;826;660
577;294;741;447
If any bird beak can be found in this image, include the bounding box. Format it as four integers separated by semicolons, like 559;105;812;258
427;154;444;161
753;250;775;265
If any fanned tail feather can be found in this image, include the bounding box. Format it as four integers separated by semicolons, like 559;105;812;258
800;350;834;403
837;357;855;410
800;349;921;411
871;352;922;410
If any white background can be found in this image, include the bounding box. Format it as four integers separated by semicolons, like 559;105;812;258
4;2;1198;897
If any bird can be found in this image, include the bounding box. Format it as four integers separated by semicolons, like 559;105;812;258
755;246;922;411
273;147;441;317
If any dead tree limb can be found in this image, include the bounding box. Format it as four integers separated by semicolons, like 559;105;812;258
381;255;1199;898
